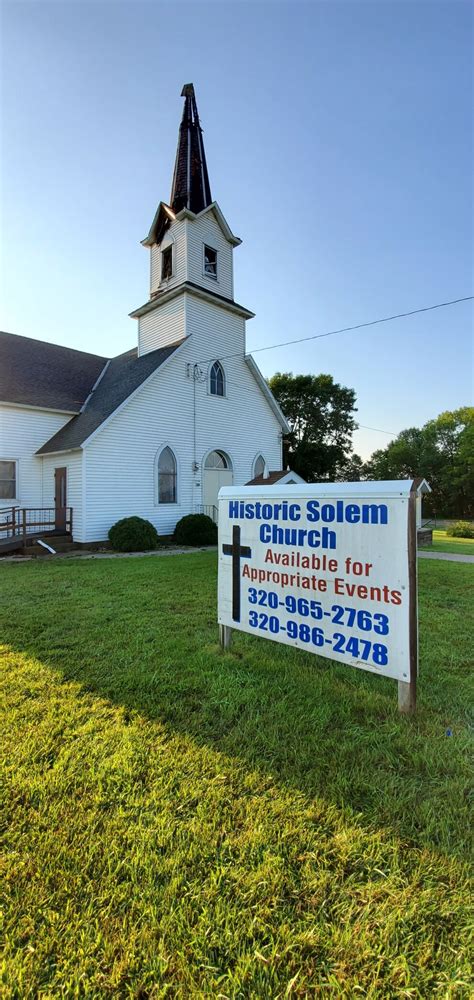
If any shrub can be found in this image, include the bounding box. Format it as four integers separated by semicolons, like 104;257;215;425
174;513;217;546
108;516;159;552
446;521;474;539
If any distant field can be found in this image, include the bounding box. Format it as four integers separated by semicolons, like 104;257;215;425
427;529;474;556
1;553;472;997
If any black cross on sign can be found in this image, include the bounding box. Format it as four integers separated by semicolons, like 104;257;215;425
222;525;252;622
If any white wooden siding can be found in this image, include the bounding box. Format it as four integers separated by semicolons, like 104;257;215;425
149;209;234;303
138;295;186;355
41;450;84;541
0;404;71;508
186;211;234;299
150;217;187;295
83;295;282;542
142;206;238;357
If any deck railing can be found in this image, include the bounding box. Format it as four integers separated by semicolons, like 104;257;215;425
0;506;73;544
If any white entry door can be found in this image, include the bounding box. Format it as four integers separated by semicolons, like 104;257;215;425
202;451;233;519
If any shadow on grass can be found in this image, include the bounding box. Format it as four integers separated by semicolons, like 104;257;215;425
1;552;472;861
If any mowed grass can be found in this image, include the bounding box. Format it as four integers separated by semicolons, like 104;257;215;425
428;530;474;557
1;553;473;998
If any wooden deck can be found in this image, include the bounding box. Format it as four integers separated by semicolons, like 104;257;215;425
0;507;73;554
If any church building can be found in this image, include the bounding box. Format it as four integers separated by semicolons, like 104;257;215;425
0;85;302;548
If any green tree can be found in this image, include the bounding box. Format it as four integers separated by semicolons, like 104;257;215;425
334;452;365;482
364;407;474;517
268;372;358;482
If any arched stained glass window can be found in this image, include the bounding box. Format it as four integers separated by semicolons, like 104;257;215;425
209;361;225;397
158;446;177;503
253;455;265;479
205;450;229;470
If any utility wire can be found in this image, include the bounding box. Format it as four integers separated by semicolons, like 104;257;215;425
196;295;473;367
357;424;397;436
192;366;399;437
191;294;472;440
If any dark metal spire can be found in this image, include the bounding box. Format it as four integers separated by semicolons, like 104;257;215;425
170;84;212;215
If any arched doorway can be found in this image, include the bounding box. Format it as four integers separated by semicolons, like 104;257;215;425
202;450;233;517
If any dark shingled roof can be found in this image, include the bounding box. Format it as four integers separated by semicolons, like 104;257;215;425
0;331;106;411
36;340;184;454
246;471;293;486
170;84;212;215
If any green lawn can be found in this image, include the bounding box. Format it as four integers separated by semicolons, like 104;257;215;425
426;530;474;557
1;553;473;998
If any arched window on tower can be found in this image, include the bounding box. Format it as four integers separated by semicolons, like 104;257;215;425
209;361;225;397
157;446;177;503
253;454;266;479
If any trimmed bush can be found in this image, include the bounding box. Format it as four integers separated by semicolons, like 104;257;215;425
174;513;217;546
108;516;159;552
446;521;474;539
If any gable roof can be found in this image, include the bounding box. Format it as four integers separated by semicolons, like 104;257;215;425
141;201;176;248
0;331;106;412
36;340;185;454
246;470;306;486
174;203;242;247
142;202;241;250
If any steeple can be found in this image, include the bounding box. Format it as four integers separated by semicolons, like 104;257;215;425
170;84;212;215
139;82;242;306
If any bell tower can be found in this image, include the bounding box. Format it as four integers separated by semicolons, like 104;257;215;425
131;85;252;356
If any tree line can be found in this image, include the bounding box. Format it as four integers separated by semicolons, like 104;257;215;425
269;372;473;518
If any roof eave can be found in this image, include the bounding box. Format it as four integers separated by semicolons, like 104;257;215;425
78;338;189;451
141;202;176;247
129;282;255;321
38;338;188;455
244;355;290;433
0;399;80;416
205;202;242;246
174;203;241;246
36;445;82;457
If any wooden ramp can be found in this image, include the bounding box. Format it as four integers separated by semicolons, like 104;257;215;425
0;507;73;555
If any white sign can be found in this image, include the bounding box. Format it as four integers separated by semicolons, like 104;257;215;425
218;482;418;684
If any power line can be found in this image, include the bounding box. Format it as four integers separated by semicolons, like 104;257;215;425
357;424;397;436
190;294;472;441
192;366;400;438
197;294;473;366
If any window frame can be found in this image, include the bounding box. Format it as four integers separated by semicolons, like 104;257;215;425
204;449;232;471
208;360;226;398
252;454;266;480
161;244;173;282
155;445;178;506
202;243;218;280
0;459;18;502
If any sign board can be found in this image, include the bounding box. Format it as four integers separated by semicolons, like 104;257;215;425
218;482;418;698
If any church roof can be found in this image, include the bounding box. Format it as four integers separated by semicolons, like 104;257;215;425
0;330;185;453
170;83;212;216
0;330;107;412
246;471;293;486
246;470;305;486
36;340;185;454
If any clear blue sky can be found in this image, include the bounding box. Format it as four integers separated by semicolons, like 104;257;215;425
1;0;472;459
